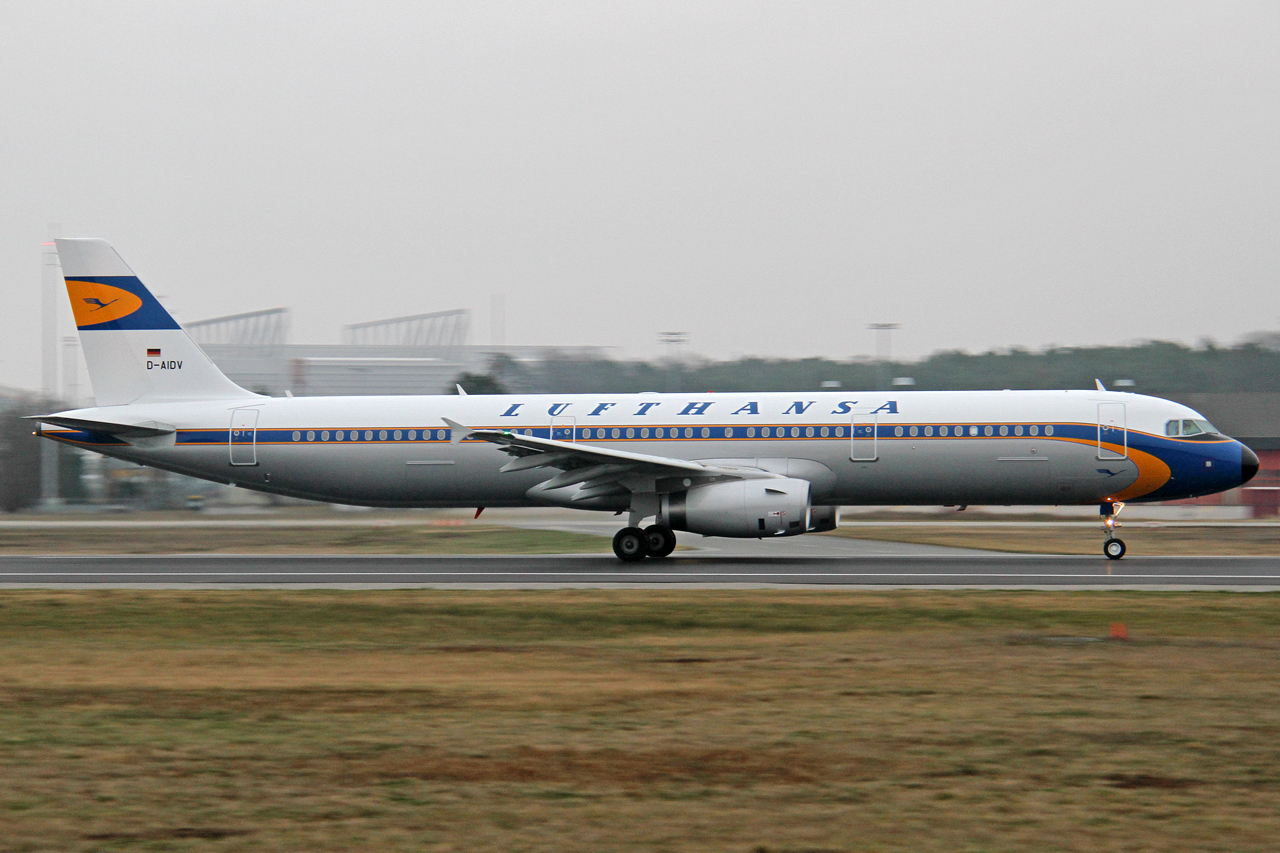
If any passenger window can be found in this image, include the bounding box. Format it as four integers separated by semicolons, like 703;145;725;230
1166;420;1180;437
1181;420;1202;436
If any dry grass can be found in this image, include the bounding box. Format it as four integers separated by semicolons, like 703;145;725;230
1;590;1280;851
830;523;1280;555
0;524;609;555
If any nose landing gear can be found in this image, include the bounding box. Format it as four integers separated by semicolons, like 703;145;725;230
1101;501;1126;560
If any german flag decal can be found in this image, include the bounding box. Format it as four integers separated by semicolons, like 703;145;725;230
147;348;161;357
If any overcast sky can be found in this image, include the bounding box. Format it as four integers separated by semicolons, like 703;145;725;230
2;2;1278;392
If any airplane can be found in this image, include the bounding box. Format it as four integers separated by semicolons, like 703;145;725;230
31;238;1259;561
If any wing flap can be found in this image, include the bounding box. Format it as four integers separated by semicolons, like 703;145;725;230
572;483;631;502
541;463;633;490
499;452;575;473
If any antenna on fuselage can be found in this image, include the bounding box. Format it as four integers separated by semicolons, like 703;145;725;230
1095;379;1107;391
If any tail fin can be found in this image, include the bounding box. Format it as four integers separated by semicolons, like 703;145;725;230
55;238;256;406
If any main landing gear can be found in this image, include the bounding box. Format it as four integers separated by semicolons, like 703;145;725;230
1101;501;1126;560
612;524;677;562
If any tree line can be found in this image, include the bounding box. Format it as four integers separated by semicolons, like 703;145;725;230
456;340;1280;395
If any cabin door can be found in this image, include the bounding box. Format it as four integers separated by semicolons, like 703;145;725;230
1097;403;1127;460
229;408;259;466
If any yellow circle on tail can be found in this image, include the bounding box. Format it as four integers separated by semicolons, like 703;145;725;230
66;280;144;328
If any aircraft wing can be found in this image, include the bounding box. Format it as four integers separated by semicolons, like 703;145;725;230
442;418;776;500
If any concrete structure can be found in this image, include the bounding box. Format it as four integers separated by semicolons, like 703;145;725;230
189;307;605;397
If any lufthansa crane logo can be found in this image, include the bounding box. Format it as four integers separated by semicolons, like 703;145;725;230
66;281;144;328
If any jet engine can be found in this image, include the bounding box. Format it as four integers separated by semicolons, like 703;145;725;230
808;504;839;532
661;478;812;538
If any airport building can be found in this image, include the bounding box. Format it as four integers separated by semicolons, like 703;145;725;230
1164;393;1280;515
186;306;604;397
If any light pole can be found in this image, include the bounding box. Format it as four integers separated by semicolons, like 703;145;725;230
658;331;688;392
41;229;63;509
867;323;900;391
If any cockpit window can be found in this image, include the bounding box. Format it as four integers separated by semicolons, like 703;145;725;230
1168;419;1220;437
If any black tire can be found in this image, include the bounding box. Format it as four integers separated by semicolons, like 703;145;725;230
612;527;649;562
643;524;677;559
1104;538;1126;560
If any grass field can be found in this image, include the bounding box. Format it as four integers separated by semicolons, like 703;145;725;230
828;524;1280;556
0;525;610;555
2;590;1280;851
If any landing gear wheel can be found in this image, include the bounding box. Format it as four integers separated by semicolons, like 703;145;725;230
643;525;677;559
1104;538;1126;560
612;527;650;562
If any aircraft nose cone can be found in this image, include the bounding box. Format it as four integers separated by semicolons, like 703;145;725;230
1241;444;1260;485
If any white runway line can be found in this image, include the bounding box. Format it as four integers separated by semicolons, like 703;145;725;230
6;572;1280;579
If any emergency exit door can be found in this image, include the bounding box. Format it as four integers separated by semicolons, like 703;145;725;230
551;416;576;442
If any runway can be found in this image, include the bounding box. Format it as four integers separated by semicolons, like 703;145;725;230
5;553;1280;589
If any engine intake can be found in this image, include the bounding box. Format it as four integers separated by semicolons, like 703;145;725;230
662;478;812;538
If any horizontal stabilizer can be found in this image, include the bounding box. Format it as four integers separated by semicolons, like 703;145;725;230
27;414;176;438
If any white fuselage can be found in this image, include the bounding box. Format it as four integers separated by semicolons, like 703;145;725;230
40;389;1251;510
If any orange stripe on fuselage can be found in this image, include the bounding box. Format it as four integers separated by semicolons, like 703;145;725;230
1106;446;1172;501
1051;436;1172;500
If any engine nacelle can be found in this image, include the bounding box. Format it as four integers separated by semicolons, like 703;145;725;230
808;505;839;533
661;478;812;538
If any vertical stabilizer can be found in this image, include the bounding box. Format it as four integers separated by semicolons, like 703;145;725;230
54;238;257;406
